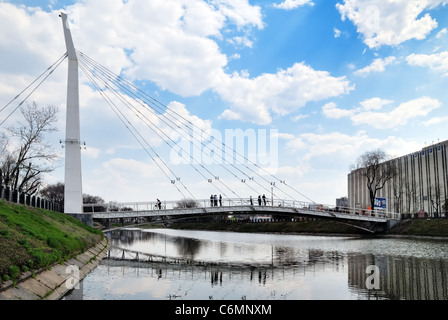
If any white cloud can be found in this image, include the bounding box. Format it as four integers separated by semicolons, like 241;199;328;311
0;0;265;100
336;0;448;49
228;36;254;48
83;146;101;159
406;51;448;76
0;3;64;75
334;28;342;38
287;131;379;160
111;98;213;150
291;114;309;122
218;62;354;125
70;0;230;97
296;131;422;161
0;1;356;128
436;28;448;39
354;56;397;75
352;97;441;129
322;97;441;129
89;132;393;202
322;102;354;119
273;0;314;10
359;97;394;110
211;0;263;29
280;122;427;205
86;158;167;202
423;116;448;126
272;132;295;140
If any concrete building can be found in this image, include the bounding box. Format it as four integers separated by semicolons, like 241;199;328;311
336;196;349;208
348;140;448;216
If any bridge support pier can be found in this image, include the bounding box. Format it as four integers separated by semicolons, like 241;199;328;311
67;213;93;227
364;220;400;233
385;219;400;231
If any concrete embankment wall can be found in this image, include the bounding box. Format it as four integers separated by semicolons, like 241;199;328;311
0;237;109;300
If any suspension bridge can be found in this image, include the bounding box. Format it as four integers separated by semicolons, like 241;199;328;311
0;13;401;232
87;198;399;233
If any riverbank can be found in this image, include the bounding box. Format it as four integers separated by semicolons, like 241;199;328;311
141;218;448;238
384;218;448;237
0;200;106;299
0;237;109;300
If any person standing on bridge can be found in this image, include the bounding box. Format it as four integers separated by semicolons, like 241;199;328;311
250;196;253;205
214;194;218;207
262;194;266;205
219;194;222;206
258;195;261;206
210;194;214;207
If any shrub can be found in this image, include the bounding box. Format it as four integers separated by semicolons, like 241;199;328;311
18;239;29;246
26;259;34;269
8;265;20;279
0;230;11;238
176;198;200;208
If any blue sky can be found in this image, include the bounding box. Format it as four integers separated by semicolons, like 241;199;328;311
1;0;448;206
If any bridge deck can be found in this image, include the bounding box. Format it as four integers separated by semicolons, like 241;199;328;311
91;199;399;223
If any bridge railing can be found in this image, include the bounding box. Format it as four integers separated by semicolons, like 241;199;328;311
85;198;401;220
83;198;312;212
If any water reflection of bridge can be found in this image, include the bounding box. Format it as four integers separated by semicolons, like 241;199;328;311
107;244;345;268
104;247;448;300
101;252;346;300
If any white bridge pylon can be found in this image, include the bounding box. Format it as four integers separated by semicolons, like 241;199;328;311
60;12;83;214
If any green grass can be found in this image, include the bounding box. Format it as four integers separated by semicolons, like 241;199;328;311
386;218;448;237
0;199;103;283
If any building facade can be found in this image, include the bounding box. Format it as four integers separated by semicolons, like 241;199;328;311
336;196;349;208
348;140;448;216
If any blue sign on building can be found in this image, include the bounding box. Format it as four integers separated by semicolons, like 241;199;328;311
374;197;387;210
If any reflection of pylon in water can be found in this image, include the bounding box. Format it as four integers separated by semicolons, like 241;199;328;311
65;265;80;290
210;271;222;286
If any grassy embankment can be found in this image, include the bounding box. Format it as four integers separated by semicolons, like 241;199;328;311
385;218;448;237
0;200;103;285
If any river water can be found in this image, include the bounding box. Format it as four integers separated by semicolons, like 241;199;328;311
64;228;448;300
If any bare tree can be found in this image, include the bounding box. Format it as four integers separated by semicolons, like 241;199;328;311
0;102;59;194
429;183;442;217
404;180;418;214
40;182;65;205
353;149;396;212
392;174;403;213
176;198;200;208
40;182;111;212
83;193;107;212
83;194;105;205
